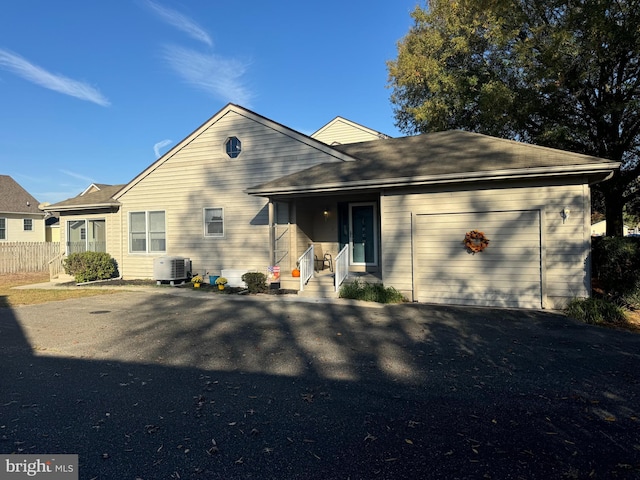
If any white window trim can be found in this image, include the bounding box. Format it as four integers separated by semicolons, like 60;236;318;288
129;210;166;254
23;218;33;231
203;207;225;238
0;217;6;240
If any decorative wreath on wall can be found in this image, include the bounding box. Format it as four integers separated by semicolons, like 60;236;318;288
463;230;490;253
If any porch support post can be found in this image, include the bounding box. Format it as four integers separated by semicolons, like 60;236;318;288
290;201;297;262
268;199;275;266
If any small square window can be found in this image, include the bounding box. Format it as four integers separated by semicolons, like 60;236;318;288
24;219;33;231
225;136;241;158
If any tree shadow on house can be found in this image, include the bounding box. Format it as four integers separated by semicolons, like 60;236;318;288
1;293;639;479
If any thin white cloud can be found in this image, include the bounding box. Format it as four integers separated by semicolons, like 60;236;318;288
0;48;110;107
162;45;253;105
60;169;95;184
154;139;172;158
144;0;213;47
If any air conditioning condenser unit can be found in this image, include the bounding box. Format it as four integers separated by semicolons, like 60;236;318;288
153;256;191;284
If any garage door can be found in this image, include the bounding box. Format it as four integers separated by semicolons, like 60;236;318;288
414;210;542;308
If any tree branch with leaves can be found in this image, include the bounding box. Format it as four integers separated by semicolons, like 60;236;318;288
388;0;640;235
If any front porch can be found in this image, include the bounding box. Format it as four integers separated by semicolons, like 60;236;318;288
268;194;382;296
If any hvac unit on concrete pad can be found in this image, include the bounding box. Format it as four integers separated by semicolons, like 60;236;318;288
153;256;191;284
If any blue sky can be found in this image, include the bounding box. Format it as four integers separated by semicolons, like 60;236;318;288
0;1;418;205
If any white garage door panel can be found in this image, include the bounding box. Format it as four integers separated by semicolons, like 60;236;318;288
415;210;542;308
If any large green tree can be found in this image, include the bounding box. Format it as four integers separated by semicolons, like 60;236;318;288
388;0;640;236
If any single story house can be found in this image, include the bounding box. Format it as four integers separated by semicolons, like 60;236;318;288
0;175;46;242
590;220;632;237
45;104;619;309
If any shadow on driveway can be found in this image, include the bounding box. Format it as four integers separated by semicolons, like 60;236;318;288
1;291;639;479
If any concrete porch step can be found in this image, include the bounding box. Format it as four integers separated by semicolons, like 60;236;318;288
278;270;338;299
298;273;338;299
278;270;382;299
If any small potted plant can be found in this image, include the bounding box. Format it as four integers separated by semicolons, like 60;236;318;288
215;277;228;290
191;274;203;288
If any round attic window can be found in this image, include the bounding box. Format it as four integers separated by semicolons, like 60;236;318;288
225;136;241;158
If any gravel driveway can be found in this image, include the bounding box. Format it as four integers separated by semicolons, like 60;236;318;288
1;290;639;479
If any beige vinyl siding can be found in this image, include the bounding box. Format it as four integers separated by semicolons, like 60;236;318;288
45;225;60;243
0;214;45;242
312;118;384;145
107;210;123;271
117;110;344;279
381;179;590;309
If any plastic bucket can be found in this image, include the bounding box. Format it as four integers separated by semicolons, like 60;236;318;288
209;275;219;285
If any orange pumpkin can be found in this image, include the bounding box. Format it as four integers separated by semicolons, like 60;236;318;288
292;268;300;277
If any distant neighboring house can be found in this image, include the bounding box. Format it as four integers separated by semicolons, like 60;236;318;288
0;175;46;242
591;220;630;237
44;104;620;309
310;116;390;145
45;213;60;242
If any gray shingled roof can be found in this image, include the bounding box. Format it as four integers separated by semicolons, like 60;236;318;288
0;175;44;214
247;131;620;196
44;184;125;211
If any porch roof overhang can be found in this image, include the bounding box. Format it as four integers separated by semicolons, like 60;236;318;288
246;162;620;198
42;184;125;213
43;201;121;213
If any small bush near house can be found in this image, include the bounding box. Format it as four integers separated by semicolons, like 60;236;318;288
242;272;268;294
591;236;640;297
63;252;118;283
619;278;640;310
564;297;627;326
339;279;405;304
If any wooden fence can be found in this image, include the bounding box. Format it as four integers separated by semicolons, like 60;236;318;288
0;242;61;274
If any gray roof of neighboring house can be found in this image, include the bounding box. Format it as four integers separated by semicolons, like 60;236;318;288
246;130;620;196
0;175;44;215
43;184;126;211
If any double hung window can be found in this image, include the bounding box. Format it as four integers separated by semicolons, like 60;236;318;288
204;208;224;237
129;211;166;253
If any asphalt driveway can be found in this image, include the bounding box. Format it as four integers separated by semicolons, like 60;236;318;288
1;290;639;479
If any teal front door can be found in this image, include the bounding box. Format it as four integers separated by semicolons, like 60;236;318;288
349;202;377;266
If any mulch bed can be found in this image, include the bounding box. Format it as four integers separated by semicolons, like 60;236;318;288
63;278;297;296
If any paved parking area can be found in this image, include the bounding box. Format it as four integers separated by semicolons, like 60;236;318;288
1;290;639;479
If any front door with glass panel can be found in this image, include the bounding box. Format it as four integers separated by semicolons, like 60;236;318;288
349;203;377;266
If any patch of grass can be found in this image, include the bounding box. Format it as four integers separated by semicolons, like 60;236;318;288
564;297;628;326
339;279;406;304
0;272;121;308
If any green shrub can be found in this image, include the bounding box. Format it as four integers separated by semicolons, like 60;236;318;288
63;252;118;283
242;272;268;294
339;279;405;304
564;297;627;325
619;278;640;309
592;236;640;295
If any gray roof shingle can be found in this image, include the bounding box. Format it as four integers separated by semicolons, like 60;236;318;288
44;184;125;211
0;175;43;214
247;131;619;195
